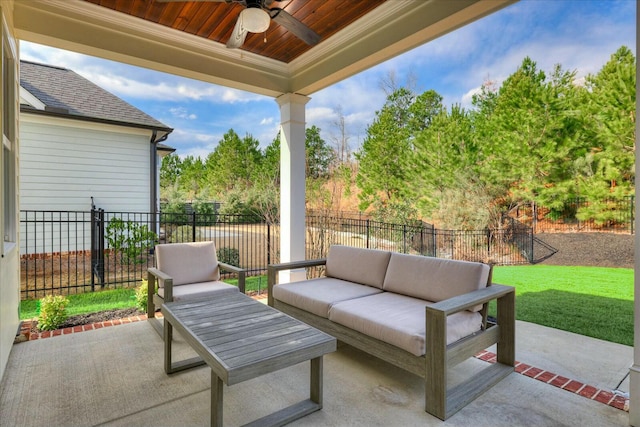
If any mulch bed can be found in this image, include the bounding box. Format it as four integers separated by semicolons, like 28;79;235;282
536;232;633;269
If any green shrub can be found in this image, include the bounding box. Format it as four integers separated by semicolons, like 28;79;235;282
217;247;240;267
219;190;263;223
134;279;149;312
170;225;207;243
38;295;69;331
106;218;158;265
192;197;218;225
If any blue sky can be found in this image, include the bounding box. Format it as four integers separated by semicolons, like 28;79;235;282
20;0;636;159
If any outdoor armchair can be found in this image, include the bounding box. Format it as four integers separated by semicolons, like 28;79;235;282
147;241;246;337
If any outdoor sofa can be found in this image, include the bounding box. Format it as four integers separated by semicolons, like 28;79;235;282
267;245;515;420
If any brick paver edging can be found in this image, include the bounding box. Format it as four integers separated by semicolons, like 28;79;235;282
476;350;629;412
18;317;629;413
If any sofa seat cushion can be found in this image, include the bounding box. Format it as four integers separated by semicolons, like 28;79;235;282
157;281;238;301
325;245;391;289
272;277;383;318
328;292;482;356
383;253;490;311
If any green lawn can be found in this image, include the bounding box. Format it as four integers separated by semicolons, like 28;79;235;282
20;266;633;346
19;275;268;321
20;288;138;320
491;265;633;346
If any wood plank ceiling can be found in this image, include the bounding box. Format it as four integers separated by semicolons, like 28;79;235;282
83;0;387;63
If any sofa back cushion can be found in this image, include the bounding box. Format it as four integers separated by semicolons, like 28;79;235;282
382;253;490;311
155;241;220;286
325;245;391;289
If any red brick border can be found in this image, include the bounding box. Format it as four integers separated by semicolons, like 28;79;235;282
19;313;159;341
18;319;629;413
474;350;629;412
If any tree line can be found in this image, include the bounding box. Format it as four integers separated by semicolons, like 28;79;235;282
161;46;635;230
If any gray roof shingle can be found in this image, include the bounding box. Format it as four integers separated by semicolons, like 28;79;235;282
20;60;172;132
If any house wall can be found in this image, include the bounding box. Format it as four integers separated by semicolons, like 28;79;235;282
0;0;20;383
19;114;153;255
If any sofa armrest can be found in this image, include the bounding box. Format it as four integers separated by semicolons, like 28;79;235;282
427;284;514;316
218;262;246;294
426;283;515;367
267;258;327;306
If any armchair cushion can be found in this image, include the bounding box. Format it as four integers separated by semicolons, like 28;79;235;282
157;280;238;301
155;241;220;286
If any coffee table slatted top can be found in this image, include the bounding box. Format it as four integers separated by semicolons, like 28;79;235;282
162;293;337;385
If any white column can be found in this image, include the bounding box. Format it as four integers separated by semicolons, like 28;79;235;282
630;5;639;425
276;93;310;283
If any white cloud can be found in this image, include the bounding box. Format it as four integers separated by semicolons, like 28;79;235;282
259;117;274;125
169;107;197;120
460;87;482;110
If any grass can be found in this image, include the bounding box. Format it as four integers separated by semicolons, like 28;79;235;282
20;288;138;320
224;274;270;295
20;266;633;346
19;275;269;321
490;265;633;346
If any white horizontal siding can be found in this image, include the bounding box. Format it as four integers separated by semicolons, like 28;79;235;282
19;119;154;254
19;120;152;213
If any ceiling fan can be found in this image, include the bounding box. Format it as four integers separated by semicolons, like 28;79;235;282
157;0;321;49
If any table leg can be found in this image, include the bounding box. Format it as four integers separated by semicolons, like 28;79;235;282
164;318;172;374
211;370;223;427
310;356;323;407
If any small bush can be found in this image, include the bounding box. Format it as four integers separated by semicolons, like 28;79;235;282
217;247;240;267
170;225;207;243
134;279;149;312
38;295;69;331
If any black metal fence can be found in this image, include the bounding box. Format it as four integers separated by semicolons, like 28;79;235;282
20;209;536;300
512;196;635;234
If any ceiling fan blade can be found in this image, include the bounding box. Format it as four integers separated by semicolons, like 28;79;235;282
270;8;320;46
226;16;249;49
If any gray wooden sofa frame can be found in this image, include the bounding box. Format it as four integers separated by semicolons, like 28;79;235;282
147;262;246;337
267;258;515;421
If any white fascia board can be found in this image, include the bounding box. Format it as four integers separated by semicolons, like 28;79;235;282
19;86;45;110
20;112;155;138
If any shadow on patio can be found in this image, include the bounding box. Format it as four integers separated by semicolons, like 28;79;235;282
0;319;630;426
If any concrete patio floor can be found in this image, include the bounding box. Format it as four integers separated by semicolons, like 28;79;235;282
0;319;631;427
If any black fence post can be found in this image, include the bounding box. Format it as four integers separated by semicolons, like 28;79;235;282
192;212;197;242
433;229;437;258
366;219;370;249
91;207;96;292
402;224;407;253
91;208;105;290
267;222;271;265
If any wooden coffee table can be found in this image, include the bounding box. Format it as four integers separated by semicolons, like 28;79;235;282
161;292;337;427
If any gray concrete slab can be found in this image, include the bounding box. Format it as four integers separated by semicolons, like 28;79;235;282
510;321;632;393
0;320;629;427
